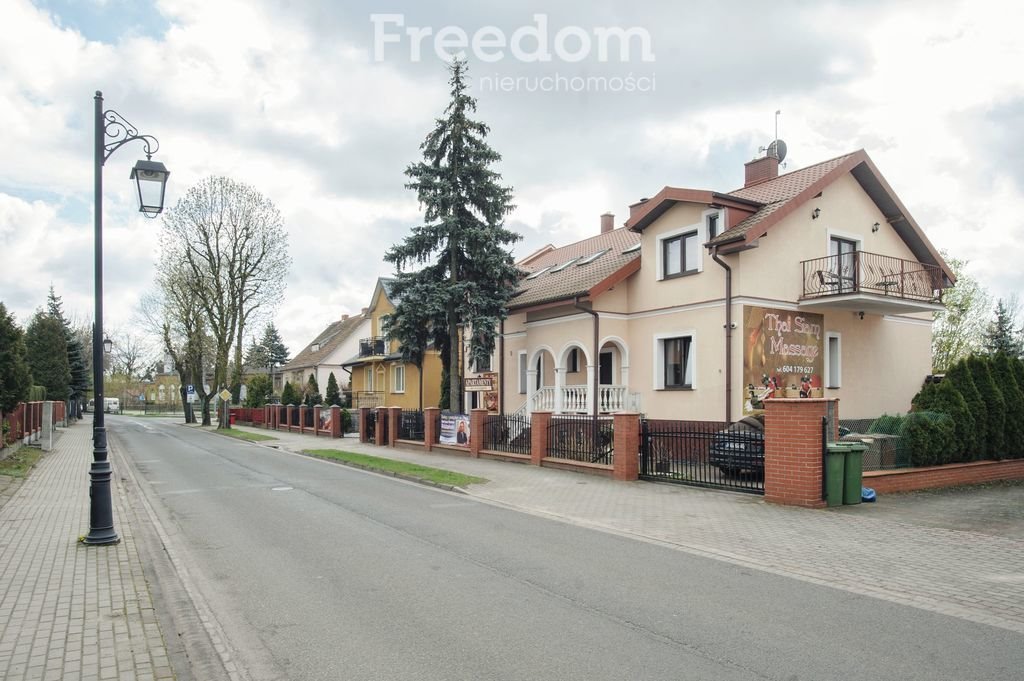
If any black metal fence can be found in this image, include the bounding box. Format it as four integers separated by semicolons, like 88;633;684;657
546;414;614;465
399;410;425;441
640;418;764;494
482;413;531;455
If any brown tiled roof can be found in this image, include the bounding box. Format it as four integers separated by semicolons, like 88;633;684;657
510;227;641;310
282;312;367;371
709;151;859;245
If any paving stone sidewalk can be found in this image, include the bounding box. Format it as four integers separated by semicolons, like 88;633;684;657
0;423;175;681
242;425;1024;635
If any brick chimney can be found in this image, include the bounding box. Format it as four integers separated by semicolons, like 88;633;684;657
341;314;349;321
744;155;779;187
361;307;368;315
600;212;615;233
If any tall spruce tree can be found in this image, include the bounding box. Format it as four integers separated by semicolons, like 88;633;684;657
47;287;89;411
25;311;70;401
261;323;290;367
384;59;521;413
0;303;32;413
983;298;1023;357
303;373;322;407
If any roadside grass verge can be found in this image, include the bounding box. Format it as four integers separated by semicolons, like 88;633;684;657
212;428;278;442
0;448;43;477
305;449;488;488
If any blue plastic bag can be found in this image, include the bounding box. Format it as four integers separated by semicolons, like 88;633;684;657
861;487;876;503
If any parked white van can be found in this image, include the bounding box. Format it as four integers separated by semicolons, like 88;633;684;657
104;398;119;413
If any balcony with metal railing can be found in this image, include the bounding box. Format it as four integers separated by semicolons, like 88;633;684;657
358;336;387;357
800;251;945;314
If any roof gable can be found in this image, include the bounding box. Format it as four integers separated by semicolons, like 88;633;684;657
282;312;368;370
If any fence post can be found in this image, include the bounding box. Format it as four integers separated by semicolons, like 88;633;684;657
298;405;307;434
612;412;641;481
388;406;401;447
470;408;486;458
313;405;322;436
330;405;341;438
359;407;370;443
764;398;837;508
530;411;551;466
375;407;387;447
424;407;439;452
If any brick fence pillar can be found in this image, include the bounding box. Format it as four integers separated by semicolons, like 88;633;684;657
469;409;487;458
359;407;370;443
612;412;641;481
764;398;837;508
530;411;551;466
299;405;307;434
388;406;401;447
313;406;322;436
374;407;387;447
330;405;341;438
423;407;439;452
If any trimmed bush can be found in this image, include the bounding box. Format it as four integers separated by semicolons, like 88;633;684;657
869;413;905;435
992;353;1024;458
911;378;975;462
943;359;986;460
968;356;1005;459
340;408;352;434
901;411;955;467
280;380;299;407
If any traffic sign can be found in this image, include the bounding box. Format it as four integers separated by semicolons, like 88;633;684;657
186;384;195;395
219;389;232;402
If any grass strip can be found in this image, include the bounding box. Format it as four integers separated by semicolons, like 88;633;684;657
212;428;278;442
305;449;487;488
0;448;43;477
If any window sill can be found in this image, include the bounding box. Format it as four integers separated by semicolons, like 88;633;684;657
826;386;840;390
659;386;694;391
661;270;700;281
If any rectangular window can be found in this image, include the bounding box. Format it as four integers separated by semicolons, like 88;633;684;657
518;351;528;394
707;213;719;240
392;365;406;393
364;366;373;391
663;231;698;278
474;352;492;373
663;336;694;388
826;333;841;388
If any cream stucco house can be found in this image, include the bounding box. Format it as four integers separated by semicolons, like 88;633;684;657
493;148;953;421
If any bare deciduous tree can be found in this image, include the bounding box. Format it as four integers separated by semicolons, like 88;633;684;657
156;176;290;427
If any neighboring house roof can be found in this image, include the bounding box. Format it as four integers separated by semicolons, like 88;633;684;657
510;227;641;310
626;149;954;285
281;312;367;372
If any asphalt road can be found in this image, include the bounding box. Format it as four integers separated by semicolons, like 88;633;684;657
109;417;1023;681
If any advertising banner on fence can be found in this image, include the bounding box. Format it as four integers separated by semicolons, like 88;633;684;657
743;305;825;414
439;412;471;446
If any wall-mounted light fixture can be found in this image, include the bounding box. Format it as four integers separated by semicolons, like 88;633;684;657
812;207;821;220
872;222;880;232
858;311;865;320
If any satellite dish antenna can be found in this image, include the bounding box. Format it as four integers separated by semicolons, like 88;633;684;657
767;139;787;163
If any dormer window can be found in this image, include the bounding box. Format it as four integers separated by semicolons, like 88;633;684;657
707;212;720;240
311;343;320;352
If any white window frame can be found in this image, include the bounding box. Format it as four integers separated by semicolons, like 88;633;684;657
657;222;704;280
392;364;406;393
702;207;722;242
652;331;697;390
825;332;842;388
364;366;373;391
517;351;528;394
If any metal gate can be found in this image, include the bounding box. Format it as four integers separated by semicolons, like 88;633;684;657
639;418;764;494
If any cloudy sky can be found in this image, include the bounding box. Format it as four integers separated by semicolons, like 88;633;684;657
1;0;1022;358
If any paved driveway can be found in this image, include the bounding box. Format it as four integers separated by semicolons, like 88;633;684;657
837;479;1024;540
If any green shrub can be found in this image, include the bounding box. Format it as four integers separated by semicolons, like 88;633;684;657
968;356;1005;459
992;353;1024;458
911;378;975;462
869;413;905;435
280;380;299;406
900;411;955;467
340;408;352;434
943;360;985;460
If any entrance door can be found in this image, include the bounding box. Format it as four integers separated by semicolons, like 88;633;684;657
830;237;857;292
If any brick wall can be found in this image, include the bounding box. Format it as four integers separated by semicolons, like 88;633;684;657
865;459;1024;494
764;398;835;508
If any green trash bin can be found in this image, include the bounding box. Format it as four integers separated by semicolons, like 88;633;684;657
824;443;850;507
843;442;868;505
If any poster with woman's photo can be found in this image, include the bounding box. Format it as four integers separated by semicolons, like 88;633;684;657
439;413;471;446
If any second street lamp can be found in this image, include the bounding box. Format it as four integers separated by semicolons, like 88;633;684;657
84;91;170;546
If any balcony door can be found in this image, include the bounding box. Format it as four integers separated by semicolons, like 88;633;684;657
830;237;857;292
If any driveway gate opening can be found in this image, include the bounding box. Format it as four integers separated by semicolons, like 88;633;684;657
640;418;764;494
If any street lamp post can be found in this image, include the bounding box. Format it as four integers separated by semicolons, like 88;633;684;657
84;91;170;545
